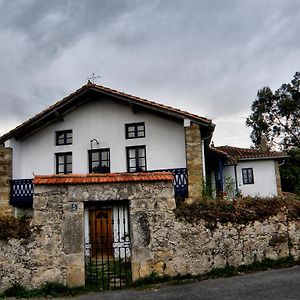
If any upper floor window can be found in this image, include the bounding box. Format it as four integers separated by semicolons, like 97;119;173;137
125;122;145;139
56;130;73;145
88;149;110;173
56;152;72;174
242;168;254;184
126;145;146;172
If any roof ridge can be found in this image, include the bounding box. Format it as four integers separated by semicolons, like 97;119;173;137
0;83;213;143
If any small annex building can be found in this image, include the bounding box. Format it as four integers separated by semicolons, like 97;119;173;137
210;145;287;198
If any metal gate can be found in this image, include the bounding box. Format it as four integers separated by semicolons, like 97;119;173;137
85;201;131;289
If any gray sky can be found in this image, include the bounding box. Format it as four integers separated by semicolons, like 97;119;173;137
0;0;300;147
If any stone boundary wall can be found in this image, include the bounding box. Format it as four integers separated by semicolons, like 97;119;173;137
132;200;300;279
0;146;13;216
1;178;299;292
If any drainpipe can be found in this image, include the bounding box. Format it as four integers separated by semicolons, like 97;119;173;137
201;140;206;183
234;164;238;195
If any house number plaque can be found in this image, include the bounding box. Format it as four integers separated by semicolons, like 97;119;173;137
70;203;78;211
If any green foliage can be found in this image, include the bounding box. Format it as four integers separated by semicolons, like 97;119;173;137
246;72;300;150
0;216;31;240
1;282;89;298
280;148;300;195
206;256;296;279
174;196;300;227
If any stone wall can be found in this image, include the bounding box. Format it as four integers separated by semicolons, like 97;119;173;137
0;179;175;292
1;176;300;292
274;160;283;196
184;123;203;204
0;146;13;216
131;194;300;278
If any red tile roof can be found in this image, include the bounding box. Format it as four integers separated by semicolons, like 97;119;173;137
215;145;288;165
0;82;214;143
33;172;173;185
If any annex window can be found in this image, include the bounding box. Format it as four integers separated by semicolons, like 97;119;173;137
125;122;145;139
242;168;254;184
56;130;73;145
56;152;72;174
88;149;110;173
126;146;146;172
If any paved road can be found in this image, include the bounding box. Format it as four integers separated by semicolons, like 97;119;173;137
70;266;300;300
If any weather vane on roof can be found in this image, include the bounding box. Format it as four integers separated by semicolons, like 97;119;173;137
87;73;101;84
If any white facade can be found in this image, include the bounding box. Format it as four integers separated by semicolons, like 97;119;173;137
223;160;278;198
7;98;187;179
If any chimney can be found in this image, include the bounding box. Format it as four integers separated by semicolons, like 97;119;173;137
260;134;268;151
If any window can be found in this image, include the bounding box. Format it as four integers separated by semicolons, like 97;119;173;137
88;149;110;173
125;122;145;139
126;146;146;172
56;130;72;145
242;168;254;184
56;152;72;174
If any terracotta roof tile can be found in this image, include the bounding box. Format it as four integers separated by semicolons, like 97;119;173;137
215;145;288;165
33;172;174;185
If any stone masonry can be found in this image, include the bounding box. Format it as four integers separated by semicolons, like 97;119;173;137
0;146;13;216
1;174;300;292
185;122;203;204
274;160;283;196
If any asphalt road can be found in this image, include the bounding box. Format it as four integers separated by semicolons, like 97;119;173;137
70;266;300;300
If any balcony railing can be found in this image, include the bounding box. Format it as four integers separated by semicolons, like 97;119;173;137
150;168;188;199
9;168;188;207
10;179;34;208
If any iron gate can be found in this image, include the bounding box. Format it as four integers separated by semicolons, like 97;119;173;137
85;201;132;289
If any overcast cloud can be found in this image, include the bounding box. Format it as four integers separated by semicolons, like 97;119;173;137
0;0;300;147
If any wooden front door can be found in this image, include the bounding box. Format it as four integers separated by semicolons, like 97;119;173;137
89;208;113;258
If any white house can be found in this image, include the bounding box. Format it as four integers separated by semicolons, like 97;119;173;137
208;145;287;198
0;82;216;259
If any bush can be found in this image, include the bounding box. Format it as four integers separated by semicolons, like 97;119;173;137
0;215;31;240
174;196;300;226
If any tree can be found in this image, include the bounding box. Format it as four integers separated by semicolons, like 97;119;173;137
280;148;300;195
247;72;300;195
246;72;300;150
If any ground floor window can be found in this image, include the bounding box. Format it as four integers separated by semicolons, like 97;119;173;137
126;145;146;172
242;168;254;184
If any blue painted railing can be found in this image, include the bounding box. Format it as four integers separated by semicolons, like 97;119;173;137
10;179;34;208
150;168;188;198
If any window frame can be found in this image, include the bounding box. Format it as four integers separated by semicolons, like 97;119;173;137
55;129;73;146
88;148;111;174
55;152;72;174
125;122;145;139
242;168;254;184
126;145;147;172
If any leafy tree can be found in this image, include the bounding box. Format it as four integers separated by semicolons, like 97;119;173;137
280;148;300;195
246;72;300;150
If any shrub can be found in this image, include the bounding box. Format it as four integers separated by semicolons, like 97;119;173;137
174;196;300;226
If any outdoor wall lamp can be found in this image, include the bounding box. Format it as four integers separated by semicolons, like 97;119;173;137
90;138;99;150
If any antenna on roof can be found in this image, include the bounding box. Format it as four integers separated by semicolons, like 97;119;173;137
87;73;101;84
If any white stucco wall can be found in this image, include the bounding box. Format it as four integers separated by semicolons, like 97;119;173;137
223;160;278;198
8;98;187;179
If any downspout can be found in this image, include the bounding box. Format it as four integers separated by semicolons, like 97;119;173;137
234;164;238;196
201;140;206;183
